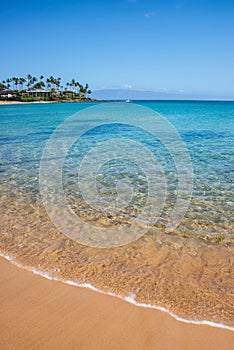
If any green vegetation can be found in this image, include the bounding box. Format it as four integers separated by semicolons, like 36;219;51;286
0;74;93;102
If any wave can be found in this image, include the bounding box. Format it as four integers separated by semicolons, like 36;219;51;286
0;251;233;332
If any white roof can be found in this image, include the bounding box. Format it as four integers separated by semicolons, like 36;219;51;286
27;89;52;93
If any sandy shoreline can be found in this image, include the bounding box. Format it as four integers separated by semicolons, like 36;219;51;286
0;100;57;105
0;100;30;105
0;257;233;350
0;99;98;105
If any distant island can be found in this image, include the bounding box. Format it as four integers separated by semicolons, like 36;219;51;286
0;75;97;103
91;88;233;101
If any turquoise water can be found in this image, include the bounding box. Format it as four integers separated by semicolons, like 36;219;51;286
1;100;234;327
0;101;233;237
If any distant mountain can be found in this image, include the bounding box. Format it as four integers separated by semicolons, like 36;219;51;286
91;89;207;100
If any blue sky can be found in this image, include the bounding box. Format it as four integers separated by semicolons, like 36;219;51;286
1;0;234;98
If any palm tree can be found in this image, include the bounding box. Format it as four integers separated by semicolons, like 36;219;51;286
19;78;26;90
0;82;6;90
71;79;76;91
46;78;51;90
6;78;12;90
33;81;45;89
12;77;16;90
33;82;40;89
49;76;56;90
31;76;37;86
74;82;78;93
55;77;61;91
12;77;20;91
27;74;32;90
15;78;19;91
79;84;85;96
84;83;90;97
67;79;76;97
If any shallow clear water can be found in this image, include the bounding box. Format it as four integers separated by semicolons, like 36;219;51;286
1;101;233;235
0;101;234;325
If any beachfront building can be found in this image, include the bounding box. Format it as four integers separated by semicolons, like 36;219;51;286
0;90;18;99
26;89;57;98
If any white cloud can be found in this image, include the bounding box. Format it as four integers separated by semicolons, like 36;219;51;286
123;84;133;89
157;87;168;92
144;12;155;18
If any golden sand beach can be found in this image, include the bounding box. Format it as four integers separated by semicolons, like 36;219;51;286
0;101;29;105
0;101;56;105
0;257;233;350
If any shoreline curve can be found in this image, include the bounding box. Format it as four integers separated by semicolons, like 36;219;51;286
1;252;233;332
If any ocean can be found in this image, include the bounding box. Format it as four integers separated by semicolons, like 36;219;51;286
0;101;233;327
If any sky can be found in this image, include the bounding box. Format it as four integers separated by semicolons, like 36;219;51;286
1;0;234;99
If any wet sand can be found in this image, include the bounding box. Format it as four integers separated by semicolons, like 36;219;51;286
0;193;234;326
0;101;54;105
0;257;233;350
0;101;28;105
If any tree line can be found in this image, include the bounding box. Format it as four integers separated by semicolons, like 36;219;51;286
0;74;91;96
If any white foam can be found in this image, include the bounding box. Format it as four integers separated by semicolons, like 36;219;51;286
1;252;233;331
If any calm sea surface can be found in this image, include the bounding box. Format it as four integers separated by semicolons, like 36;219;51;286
1;101;233;235
0;101;233;326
